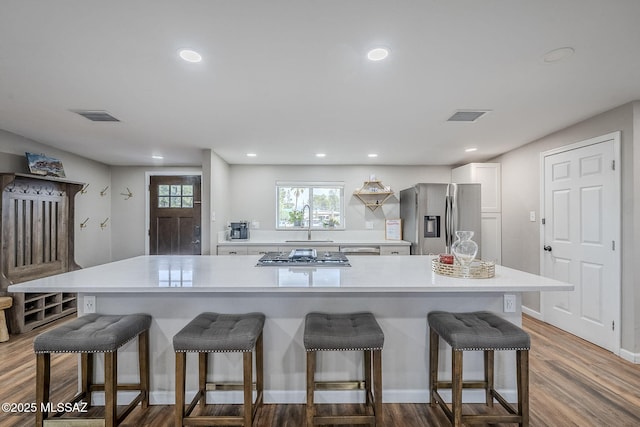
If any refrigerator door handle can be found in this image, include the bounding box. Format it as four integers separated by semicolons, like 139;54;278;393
444;195;451;252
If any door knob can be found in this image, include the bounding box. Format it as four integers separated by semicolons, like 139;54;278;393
192;240;200;244
543;245;552;252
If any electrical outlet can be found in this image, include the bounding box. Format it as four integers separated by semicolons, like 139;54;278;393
504;294;516;313
84;295;96;314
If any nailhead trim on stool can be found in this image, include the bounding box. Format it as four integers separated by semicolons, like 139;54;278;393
428;311;530;427
304;312;384;427
33;313;152;427
173;312;265;427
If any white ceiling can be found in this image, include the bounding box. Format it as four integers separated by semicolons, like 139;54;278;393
1;1;639;166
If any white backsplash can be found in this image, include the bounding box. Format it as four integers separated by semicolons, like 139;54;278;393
218;229;388;243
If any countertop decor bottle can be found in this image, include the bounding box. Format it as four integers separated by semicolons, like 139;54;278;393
451;231;478;277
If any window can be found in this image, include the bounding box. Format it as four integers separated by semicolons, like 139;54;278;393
276;182;345;230
157;184;194;208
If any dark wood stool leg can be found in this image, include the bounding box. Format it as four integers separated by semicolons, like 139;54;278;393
81;353;93;407
175;352;186;427
139;330;150;409
373;349;383;426
518;350;530;426
452;350;463;427
364;349;372;407
104;351;117;427
484;349;494;407
429;328;439;405
306;351;316;427
256;332;264;409
243;351;253;426
35;353;50;427
199;352;208;409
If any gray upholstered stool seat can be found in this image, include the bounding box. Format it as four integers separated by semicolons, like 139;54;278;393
427;311;531;351
173;312;265;352
304;311;385;351
304;312;384;427
34;313;151;427
34;313;152;353
173;312;265;427
428;311;530;426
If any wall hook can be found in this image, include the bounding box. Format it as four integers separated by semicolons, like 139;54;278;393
120;187;133;200
80;218;90;229
100;186;109;197
100;217;110;230
80;183;90;194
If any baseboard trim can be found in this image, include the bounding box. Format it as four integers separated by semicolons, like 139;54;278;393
522;305;542;320
91;389;518;405
619;348;640;364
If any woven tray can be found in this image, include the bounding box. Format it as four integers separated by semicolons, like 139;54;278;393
432;259;495;279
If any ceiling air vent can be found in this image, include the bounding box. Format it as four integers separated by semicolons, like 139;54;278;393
72;110;120;122
446;110;490;123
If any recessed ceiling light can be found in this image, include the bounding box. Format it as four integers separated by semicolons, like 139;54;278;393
368;153;378;158
543;47;575;63
367;48;389;61
246;153;257;157
316;153;326;158
465;148;478;153
152;155;164;160
178;49;202;63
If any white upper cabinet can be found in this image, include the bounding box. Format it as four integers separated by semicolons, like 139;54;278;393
451;163;501;213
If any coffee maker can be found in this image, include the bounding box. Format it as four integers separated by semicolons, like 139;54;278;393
229;221;249;240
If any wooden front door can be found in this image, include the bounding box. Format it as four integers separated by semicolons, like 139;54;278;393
149;175;201;255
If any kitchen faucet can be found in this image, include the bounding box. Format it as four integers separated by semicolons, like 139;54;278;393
303;204;311;240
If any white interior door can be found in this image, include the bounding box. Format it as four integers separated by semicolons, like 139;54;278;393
541;133;620;352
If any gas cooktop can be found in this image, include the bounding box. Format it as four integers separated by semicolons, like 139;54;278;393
256;249;351;267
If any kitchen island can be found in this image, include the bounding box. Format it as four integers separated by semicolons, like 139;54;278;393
9;255;572;405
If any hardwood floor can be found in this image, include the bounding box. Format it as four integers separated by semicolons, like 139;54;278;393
1;315;639;426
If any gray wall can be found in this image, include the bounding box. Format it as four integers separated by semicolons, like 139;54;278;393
493;102;639;354
110;165;204;260
206;149;231;252
228;164;451;232
0;129;112;268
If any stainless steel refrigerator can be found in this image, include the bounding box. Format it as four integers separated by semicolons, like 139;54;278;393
399;183;481;256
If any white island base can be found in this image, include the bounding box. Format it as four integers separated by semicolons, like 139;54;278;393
86;291;522;405
9;255;572;405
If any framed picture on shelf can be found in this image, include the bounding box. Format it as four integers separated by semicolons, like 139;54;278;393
25;152;66;178
385;219;402;240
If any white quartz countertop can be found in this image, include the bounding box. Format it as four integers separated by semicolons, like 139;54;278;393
8;255;573;294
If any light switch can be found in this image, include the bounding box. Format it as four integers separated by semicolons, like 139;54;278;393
529;211;536;222
365;221;374;230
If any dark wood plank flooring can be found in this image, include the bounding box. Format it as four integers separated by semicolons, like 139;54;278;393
1;315;639;426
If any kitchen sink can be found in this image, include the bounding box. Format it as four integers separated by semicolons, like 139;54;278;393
284;240;334;243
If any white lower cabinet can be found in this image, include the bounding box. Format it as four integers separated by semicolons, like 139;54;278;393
305;246;340;253
380;245;410;255
217;246;248;255
247;246;279;255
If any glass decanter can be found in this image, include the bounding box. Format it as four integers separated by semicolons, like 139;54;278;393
451;231;478;277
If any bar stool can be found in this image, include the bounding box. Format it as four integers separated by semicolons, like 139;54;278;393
33;313;151;427
173;312;265;427
0;296;12;342
428;310;530;426
304;311;384;426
